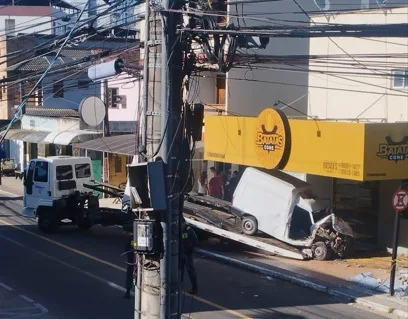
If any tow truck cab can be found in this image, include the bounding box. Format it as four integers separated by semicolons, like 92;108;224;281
23;156;95;232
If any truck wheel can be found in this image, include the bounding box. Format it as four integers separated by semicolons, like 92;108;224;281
241;216;258;236
312;241;331;261
38;215;57;233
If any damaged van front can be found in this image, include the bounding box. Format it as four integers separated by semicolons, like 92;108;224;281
286;190;354;260
307;213;354;260
295;195;354;260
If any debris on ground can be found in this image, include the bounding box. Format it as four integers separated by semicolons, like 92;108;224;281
350;271;408;298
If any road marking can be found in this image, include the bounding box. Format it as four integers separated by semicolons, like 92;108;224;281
0;220;253;319
0;282;13;291
33;303;48;314
19;295;34;303
0;218;127;272
184;292;253;319
0;274;49;319
0;233;130;296
0;189;21;198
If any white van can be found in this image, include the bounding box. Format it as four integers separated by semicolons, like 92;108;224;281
231;168;354;260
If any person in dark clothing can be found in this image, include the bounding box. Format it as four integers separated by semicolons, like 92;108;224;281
225;170;239;201
181;218;199;294
124;236;135;299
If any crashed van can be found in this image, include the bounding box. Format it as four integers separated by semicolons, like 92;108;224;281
232;168;354;260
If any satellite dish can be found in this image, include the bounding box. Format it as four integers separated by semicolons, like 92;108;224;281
314;0;330;10
79;96;106;127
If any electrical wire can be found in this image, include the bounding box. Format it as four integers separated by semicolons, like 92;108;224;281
194;73;408;97
0;44;141;104
0;0;91;144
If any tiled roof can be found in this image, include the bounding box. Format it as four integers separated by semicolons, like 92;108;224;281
12;49;93;72
25;108;79;118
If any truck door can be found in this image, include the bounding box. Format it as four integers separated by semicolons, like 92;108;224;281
24;161;35;195
24;160;50;215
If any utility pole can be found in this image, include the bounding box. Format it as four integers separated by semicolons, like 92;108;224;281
139;7;164;319
159;0;184;316
103;79;110;194
138;0;184;317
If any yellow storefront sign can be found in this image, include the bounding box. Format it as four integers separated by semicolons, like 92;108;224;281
364;123;408;180
204;109;408;181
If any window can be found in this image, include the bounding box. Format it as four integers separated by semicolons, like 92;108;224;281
114;156;122;173
361;0;370;9
26;161;35;182
53;80;64;98
289;205;313;240
216;75;226;104
37;84;43;106
75;163;91;178
108;87;119;108
78;80;90;89
56;165;73;181
5;19;15;36
34;161;49;183
392;70;408;89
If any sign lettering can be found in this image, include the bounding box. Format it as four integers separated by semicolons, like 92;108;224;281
377;136;408;163
255;108;291;169
322;161;361;177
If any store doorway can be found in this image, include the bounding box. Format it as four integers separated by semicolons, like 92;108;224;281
334;179;379;248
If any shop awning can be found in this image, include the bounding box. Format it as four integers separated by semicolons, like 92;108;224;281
1;129;50;143
74;134;138;156
44;130;102;145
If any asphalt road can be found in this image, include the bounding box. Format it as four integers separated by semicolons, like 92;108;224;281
0;193;391;319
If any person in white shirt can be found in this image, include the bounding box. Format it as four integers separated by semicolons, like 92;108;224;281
198;171;208;195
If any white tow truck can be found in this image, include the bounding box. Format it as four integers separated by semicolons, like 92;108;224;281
22;156;353;261
22;156;133;233
184;167;354;260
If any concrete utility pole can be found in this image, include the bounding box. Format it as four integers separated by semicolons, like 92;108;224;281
138;0;184;317
139;9;164;319
102;79;110;195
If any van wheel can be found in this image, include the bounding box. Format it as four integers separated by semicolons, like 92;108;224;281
241;216;258;236
312;241;331;261
38;215;57;233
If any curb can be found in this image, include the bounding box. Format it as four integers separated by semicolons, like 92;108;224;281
196;248;408;318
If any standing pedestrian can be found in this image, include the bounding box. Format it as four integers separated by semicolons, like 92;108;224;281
123;235;135;299
208;167;224;199
225;170;239;201
181;218;198;294
198;171;208;195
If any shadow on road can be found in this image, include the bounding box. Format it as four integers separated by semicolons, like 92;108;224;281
0;196;23;201
0;193;387;319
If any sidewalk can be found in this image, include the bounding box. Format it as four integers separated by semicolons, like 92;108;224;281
197;239;408;318
0;176;24;197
